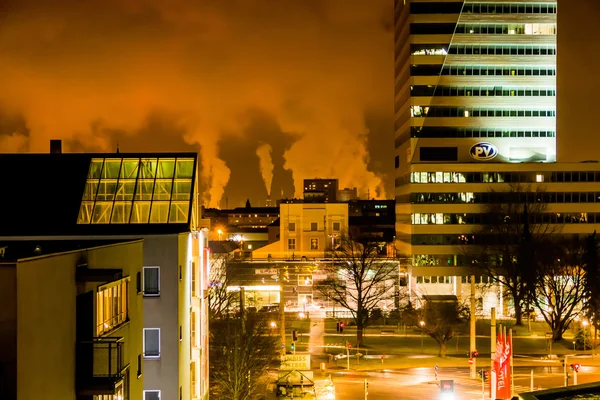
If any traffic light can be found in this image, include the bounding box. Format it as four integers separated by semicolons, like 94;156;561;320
340;322;344;333
336;322;340;332
290;343;295;351
471;350;479;358
477;370;489;381
292;330;298;342
570;363;581;372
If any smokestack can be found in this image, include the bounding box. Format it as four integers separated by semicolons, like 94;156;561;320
50;140;62;154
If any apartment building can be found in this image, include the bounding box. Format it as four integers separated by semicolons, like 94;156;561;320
0;149;210;400
394;0;559;310
0;240;143;400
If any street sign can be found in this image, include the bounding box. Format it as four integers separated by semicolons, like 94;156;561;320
440;380;454;393
281;354;311;370
468;358;473;364
545;333;553;339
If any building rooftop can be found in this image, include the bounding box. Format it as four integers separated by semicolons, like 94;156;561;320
0;239;138;262
0;153;197;237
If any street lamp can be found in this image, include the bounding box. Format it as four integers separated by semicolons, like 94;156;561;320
582;320;590;355
420;321;425;353
217;229;223;241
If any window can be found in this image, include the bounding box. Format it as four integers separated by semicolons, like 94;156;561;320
144;328;160;358
310;238;319;250
136;271;141;294
333;221;341;232
310;222;318;231
191;362;198;398
77;157;193;225
298;274;313;286
191;261;197;297
96;278;129;335
143;266;160;296
144;391;161;400
288;238;296;250
289;222;296;232
191;311;197;347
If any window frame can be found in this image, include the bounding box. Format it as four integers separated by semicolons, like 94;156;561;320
143;266;160;296
332;221;341;232
310;238;319;250
96;277;130;336
143;328;161;359
143;390;161;400
288;238;296;250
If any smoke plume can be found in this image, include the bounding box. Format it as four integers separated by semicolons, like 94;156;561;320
255;143;274;196
0;0;392;206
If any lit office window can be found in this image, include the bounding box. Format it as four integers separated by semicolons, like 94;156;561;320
78;157;194;224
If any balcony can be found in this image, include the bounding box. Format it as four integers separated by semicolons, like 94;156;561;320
76;337;127;396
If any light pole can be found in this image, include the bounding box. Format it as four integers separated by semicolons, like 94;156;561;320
583;319;590;355
217;229;223;241
420;321;425;353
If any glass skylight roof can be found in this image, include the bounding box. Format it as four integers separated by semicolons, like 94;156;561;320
77;157;195;224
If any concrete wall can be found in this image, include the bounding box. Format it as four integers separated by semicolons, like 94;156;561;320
16;252;78;400
178;233;192;400
0;264;17;399
143;234;184;399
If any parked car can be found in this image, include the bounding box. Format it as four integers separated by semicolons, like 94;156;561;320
258;304;280;313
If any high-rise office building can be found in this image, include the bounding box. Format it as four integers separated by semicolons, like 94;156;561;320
303;178;339;203
394;1;560;309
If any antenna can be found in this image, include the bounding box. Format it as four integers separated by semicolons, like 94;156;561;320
116;141;120;154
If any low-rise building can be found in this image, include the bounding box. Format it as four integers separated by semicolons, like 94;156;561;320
0;148;210;400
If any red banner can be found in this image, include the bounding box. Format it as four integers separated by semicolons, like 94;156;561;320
492;330;512;399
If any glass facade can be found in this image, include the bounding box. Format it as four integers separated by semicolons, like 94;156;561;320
78;157;195;224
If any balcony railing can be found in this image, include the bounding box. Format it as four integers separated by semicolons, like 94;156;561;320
77;337;127;395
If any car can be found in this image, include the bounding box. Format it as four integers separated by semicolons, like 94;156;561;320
258;304;280;313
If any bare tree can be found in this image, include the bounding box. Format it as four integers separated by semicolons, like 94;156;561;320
535;237;587;341
468;184;556;326
314;234;400;347
583;232;600;339
209;313;280;400
207;252;238;320
404;297;468;357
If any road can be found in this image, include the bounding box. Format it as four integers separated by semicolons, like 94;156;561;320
329;366;600;400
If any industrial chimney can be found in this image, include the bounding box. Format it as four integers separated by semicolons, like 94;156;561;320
50;139;62;154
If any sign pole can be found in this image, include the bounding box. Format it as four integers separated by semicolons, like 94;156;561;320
530;369;534;392
347;342;350;371
491;306;496;395
470;275;477;379
279;269;286;356
510;328;514;398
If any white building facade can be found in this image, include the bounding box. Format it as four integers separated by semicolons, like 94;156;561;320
394;1;568;313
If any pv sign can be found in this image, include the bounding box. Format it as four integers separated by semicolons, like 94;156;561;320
470;142;498;160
